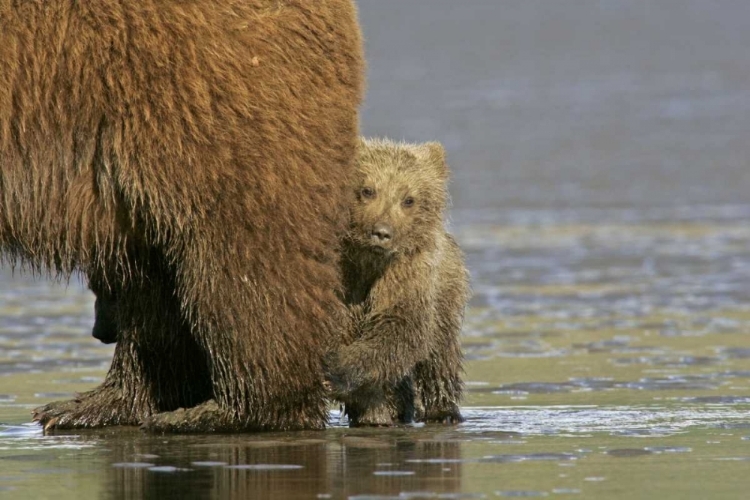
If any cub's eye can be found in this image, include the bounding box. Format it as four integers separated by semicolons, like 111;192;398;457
402;196;415;208
361;187;376;199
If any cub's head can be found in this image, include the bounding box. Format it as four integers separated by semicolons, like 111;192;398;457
348;138;450;256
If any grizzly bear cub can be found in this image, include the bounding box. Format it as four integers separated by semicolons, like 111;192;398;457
327;138;470;426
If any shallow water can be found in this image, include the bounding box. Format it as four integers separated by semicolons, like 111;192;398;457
2;1;750;499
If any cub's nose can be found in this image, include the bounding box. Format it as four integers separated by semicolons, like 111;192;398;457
371;223;393;242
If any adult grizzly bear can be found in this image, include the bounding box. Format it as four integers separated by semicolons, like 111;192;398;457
328;139;470;426
0;0;364;432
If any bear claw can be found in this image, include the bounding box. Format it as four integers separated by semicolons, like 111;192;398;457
141;400;235;434
31;386;151;431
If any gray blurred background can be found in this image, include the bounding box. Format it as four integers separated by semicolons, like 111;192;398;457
358;0;750;224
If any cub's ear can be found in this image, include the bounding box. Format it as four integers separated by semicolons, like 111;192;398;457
419;141;449;180
356;136;369;155
355;137;372;165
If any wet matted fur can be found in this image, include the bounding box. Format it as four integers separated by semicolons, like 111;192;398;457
327;138;471;426
0;0;364;432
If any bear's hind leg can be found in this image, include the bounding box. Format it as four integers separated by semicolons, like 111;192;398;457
139;250;337;433
414;359;465;425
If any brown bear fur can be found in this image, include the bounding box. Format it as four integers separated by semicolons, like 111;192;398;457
327;138;470;426
0;0;364;432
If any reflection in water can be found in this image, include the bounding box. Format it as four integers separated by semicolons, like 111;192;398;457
331;435;461;499
105;436;332;500
1;427;462;499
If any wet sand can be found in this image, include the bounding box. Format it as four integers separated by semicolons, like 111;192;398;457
2;1;750;498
